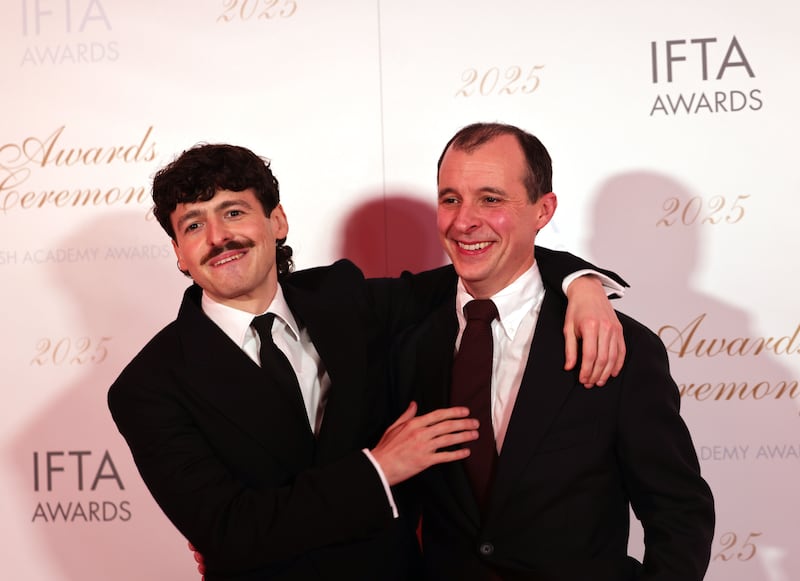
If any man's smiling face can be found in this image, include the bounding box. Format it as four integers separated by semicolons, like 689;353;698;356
437;133;556;299
171;188;288;313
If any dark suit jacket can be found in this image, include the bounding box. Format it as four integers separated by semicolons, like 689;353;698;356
108;250;620;580
392;278;715;581
109;260;430;580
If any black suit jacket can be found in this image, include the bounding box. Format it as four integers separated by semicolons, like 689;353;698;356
392;278;715;581
109;260;431;580
108;250;622;580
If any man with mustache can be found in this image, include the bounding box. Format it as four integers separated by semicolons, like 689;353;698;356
108;143;627;580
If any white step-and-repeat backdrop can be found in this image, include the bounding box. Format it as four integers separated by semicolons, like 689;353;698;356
2;1;797;579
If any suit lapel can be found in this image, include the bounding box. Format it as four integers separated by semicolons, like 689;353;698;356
413;300;483;524
488;289;579;519
414;300;457;414
176;286;315;470
282;272;370;463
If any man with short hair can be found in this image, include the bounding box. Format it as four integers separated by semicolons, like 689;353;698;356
392;123;715;580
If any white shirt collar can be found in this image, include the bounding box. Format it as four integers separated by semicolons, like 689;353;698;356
200;285;301;349
456;262;545;341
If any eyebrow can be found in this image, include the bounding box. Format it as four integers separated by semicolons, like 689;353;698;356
438;186;506;197
175;208;203;230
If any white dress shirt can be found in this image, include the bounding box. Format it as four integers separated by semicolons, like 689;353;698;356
454;264;623;451
455;265;544;452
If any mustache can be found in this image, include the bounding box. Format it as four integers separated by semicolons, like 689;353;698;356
201;239;254;265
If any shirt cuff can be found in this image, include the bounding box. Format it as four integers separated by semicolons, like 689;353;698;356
362;448;399;519
562;269;626;298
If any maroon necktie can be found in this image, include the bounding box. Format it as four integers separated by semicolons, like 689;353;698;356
450;299;498;514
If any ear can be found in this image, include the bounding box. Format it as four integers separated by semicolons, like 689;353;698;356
535;192;557;230
270;203;289;239
171;239;186;272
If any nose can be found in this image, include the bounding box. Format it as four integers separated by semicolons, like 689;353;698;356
452;199;480;232
205;216;231;247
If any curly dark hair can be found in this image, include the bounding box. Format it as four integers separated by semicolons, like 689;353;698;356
152;143;293;277
437;122;553;203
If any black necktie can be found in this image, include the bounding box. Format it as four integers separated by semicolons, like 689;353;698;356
251;313;305;417
450;299;498;514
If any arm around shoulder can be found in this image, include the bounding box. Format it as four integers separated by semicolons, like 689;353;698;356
535;246;628;386
534;245;629;290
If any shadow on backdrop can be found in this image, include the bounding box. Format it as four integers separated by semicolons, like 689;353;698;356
338;194;446;278
8;212;193;580
586;171;796;581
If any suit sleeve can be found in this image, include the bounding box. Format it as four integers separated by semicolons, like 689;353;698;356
107;354;394;575
534;245;629;292
363;247;627;335
616;320;715;580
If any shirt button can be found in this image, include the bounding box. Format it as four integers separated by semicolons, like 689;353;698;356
479;542;494;556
